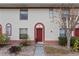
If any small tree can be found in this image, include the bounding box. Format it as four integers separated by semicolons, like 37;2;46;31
60;8;79;49
50;8;79;49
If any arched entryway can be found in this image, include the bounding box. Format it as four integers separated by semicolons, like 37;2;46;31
34;23;45;43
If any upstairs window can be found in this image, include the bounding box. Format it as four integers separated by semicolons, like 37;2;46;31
6;23;12;36
62;9;70;18
20;9;28;20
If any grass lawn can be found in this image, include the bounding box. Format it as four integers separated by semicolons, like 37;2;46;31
44;46;73;56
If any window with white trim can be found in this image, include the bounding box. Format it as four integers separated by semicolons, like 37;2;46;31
19;28;28;39
20;9;28;20
6;23;12;36
62;9;70;18
59;28;66;37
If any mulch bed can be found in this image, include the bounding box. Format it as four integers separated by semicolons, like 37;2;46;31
0;45;35;56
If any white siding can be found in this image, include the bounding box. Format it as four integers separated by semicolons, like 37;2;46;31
0;9;19;40
0;9;61;41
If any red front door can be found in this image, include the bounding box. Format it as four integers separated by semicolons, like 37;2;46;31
75;28;79;36
36;28;42;42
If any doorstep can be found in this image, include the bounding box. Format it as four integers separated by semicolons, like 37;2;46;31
37;42;44;44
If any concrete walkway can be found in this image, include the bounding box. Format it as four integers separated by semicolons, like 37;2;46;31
34;44;45;56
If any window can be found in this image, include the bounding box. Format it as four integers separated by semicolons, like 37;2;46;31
20;9;28;20
59;28;66;37
6;23;12;36
19;28;28;39
49;8;53;18
62;9;70;18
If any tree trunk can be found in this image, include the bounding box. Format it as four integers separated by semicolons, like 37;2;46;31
66;29;71;49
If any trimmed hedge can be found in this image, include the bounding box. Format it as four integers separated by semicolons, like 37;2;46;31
58;36;79;47
0;34;9;44
58;37;67;46
73;39;79;52
70;37;77;47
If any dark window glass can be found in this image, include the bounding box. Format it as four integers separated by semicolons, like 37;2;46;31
20;9;28;20
6;23;12;36
59;28;66;37
19;28;28;39
62;9;70;18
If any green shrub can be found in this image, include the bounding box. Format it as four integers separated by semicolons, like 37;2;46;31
9;46;21;54
58;37;67;46
70;37;77;47
0;34;9;44
73;39;79;52
58;36;79;47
